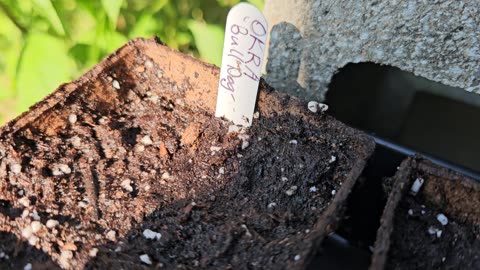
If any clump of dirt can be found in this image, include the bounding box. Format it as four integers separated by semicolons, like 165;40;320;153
371;158;480;270
0;38;374;269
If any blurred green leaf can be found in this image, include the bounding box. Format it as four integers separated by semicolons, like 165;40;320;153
216;0;241;7
0;9;23;98
0;0;265;124
128;12;158;38
32;0;65;35
101;0;124;29
247;0;264;10
105;30;128;53
16;32;75;113
68;43;90;67
188;20;224;66
150;0;169;13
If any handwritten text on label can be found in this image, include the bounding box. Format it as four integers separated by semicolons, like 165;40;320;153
220;19;267;92
215;3;268;127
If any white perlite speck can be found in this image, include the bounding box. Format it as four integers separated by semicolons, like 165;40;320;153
238;134;250;150
268;202;277;208
112;80;120;89
289;140;298;145
98;116;107;125
428;227;443;238
307;101;319;113
106;230;116;241
329;156;337;163
59;250;73;268
52;164;71;176
11;164;22;174
22;226;33;239
71;136;82;148
78;201;88;208
68;114;77;124
241;224;253;237
210;146;222;152
309;186;318;192
46;219;59;228
286;186;298;196
59;164;71;174
19;197;30;207
219;167;225;174
294;254;301;261
143;229;162;240
140;135;153;145
408;209;414;216
318;103;329;112
121;179;134;192
331;190;336;195
89;248;99;257
24;263;32;270
410;178;424;195
140;254;152;265
30;221;42;233
437;213;449;226
241;140;250;150
307;101;329;113
161;172;170;179
30;211;40;221
28;235;38;246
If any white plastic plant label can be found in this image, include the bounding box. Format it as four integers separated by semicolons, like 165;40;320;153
215;3;268;127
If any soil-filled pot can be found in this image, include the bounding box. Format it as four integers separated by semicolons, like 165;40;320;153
0;38;374;269
370;157;480;270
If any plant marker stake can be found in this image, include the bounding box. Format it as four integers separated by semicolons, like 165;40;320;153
215;3;268;127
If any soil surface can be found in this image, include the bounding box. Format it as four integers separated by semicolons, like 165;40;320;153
388;193;480;269
0;38;374;269
372;158;480;270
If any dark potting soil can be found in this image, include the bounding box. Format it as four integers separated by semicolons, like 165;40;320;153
387;194;480;270
0;38;374;269
372;158;480;270
0;231;61;269
86;111;368;270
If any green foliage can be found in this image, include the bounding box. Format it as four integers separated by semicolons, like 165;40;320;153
16;32;75;113
187;20;224;66
0;0;264;124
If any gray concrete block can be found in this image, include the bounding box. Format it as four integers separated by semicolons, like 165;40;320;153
263;0;480;101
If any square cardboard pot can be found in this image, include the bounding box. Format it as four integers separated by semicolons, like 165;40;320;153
370;157;480;270
0;38;374;269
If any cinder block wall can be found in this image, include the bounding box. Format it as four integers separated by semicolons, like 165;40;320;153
263;0;480;101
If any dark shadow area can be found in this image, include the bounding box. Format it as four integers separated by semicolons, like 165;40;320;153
316;62;480;269
0;231;61;270
307;234;371;270
0;200;23;220
335;144;404;248
325;62;480;173
309;144;407;270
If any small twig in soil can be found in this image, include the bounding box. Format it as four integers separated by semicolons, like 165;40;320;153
77;160;99;221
